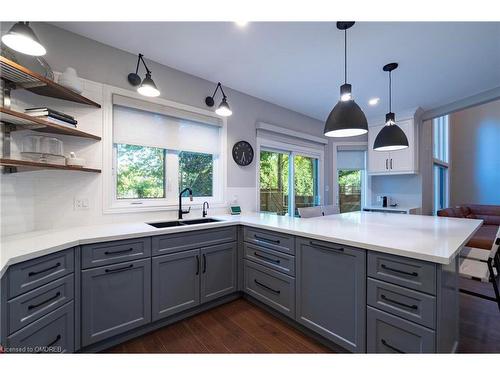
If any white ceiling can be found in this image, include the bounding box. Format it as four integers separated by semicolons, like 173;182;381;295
53;22;500;121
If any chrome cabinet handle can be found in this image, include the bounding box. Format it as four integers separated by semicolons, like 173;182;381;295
381;264;418;277
254;279;280;294
381;339;405;353
28;292;61;310
381;294;418;310
105;247;134;255
253;252;280;264
196;255;200;275
28;262;61;277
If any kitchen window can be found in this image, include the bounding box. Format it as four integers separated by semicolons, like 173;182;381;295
106;93;225;212
432;115;449;214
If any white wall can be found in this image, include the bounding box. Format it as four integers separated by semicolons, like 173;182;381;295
449;98;500;206
0;22;334;235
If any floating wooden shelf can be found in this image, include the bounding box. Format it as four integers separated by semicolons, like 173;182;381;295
0;107;101;140
0;56;101;108
0;158;101;173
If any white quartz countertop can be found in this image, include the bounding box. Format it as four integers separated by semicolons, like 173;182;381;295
362;205;418;212
0;212;482;277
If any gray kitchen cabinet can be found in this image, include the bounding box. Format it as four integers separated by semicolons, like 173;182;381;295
296;237;366;353
152;249;200;321
81;258;151;346
200;242;237;303
367;306;435;353
6;301;74;353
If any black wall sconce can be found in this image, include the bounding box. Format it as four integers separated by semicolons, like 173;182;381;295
205;82;232;117
128;53;160;97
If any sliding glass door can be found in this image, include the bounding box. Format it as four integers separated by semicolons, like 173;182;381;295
259;150;290;215
260;148;320;216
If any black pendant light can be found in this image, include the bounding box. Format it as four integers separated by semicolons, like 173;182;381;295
373;63;409;151
324;22;368;138
1;22;46;56
128;53;160;97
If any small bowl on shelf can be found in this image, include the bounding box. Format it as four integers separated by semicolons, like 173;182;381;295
66;152;85;168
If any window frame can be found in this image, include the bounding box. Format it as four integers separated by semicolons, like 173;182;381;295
432;115;450;214
256;137;325;217
102;85;227;214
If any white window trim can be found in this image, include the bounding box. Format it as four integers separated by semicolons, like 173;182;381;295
102;85;227;214
256;137;325;216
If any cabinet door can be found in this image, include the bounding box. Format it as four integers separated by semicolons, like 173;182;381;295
296;238;366;353
200;242;237;303
368;125;390;174
152;249;200;321
81;258;151;347
389;119;415;173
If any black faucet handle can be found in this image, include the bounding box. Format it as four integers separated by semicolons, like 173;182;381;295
183;206;191;214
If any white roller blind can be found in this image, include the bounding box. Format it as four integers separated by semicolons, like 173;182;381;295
337;150;366;170
113;97;221;155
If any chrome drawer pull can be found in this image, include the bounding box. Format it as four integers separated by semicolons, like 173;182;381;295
381;294;418;310
253;252;280;264
28;292;61;310
28;262;61;277
254;235;280;245
254;279;280;294
309;241;344;252
381;264;418;277
104;247;134;255
381;339;405;353
104;264;133;273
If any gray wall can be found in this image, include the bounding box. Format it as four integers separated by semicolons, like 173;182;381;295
449;98;500;206
3;22;329;191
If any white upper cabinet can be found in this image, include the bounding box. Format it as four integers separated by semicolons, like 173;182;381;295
367;114;419;175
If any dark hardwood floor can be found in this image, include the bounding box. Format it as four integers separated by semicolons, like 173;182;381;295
106;279;500;353
106;298;333;353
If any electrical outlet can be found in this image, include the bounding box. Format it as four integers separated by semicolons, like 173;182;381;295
74;197;89;211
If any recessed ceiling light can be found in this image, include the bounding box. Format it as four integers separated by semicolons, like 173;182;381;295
368;98;380;106
235;21;249;27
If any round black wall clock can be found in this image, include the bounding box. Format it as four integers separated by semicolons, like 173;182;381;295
232;141;254;166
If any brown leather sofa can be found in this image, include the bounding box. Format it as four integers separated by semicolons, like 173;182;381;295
437;205;500;250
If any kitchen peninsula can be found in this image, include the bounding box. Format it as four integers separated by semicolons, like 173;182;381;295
0;212;481;353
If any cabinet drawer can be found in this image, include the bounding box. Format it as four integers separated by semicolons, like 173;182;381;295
81;237;151;269
152;227;236;256
367;306;435;353
244;260;295;319
81;258;151;347
368;252;436;295
8;249;74;299
8;274;74;335
244;243;295;276
367;278;436;329
7;301;74;353
243;227;294;255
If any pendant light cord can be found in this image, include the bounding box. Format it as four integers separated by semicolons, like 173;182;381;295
344;29;347;84
389;71;392;112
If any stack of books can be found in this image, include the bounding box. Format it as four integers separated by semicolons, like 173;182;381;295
25;107;78;128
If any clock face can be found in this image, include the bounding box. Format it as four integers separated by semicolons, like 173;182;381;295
232;141;254;166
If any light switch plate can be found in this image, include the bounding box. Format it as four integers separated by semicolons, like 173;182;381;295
74;197;89;210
